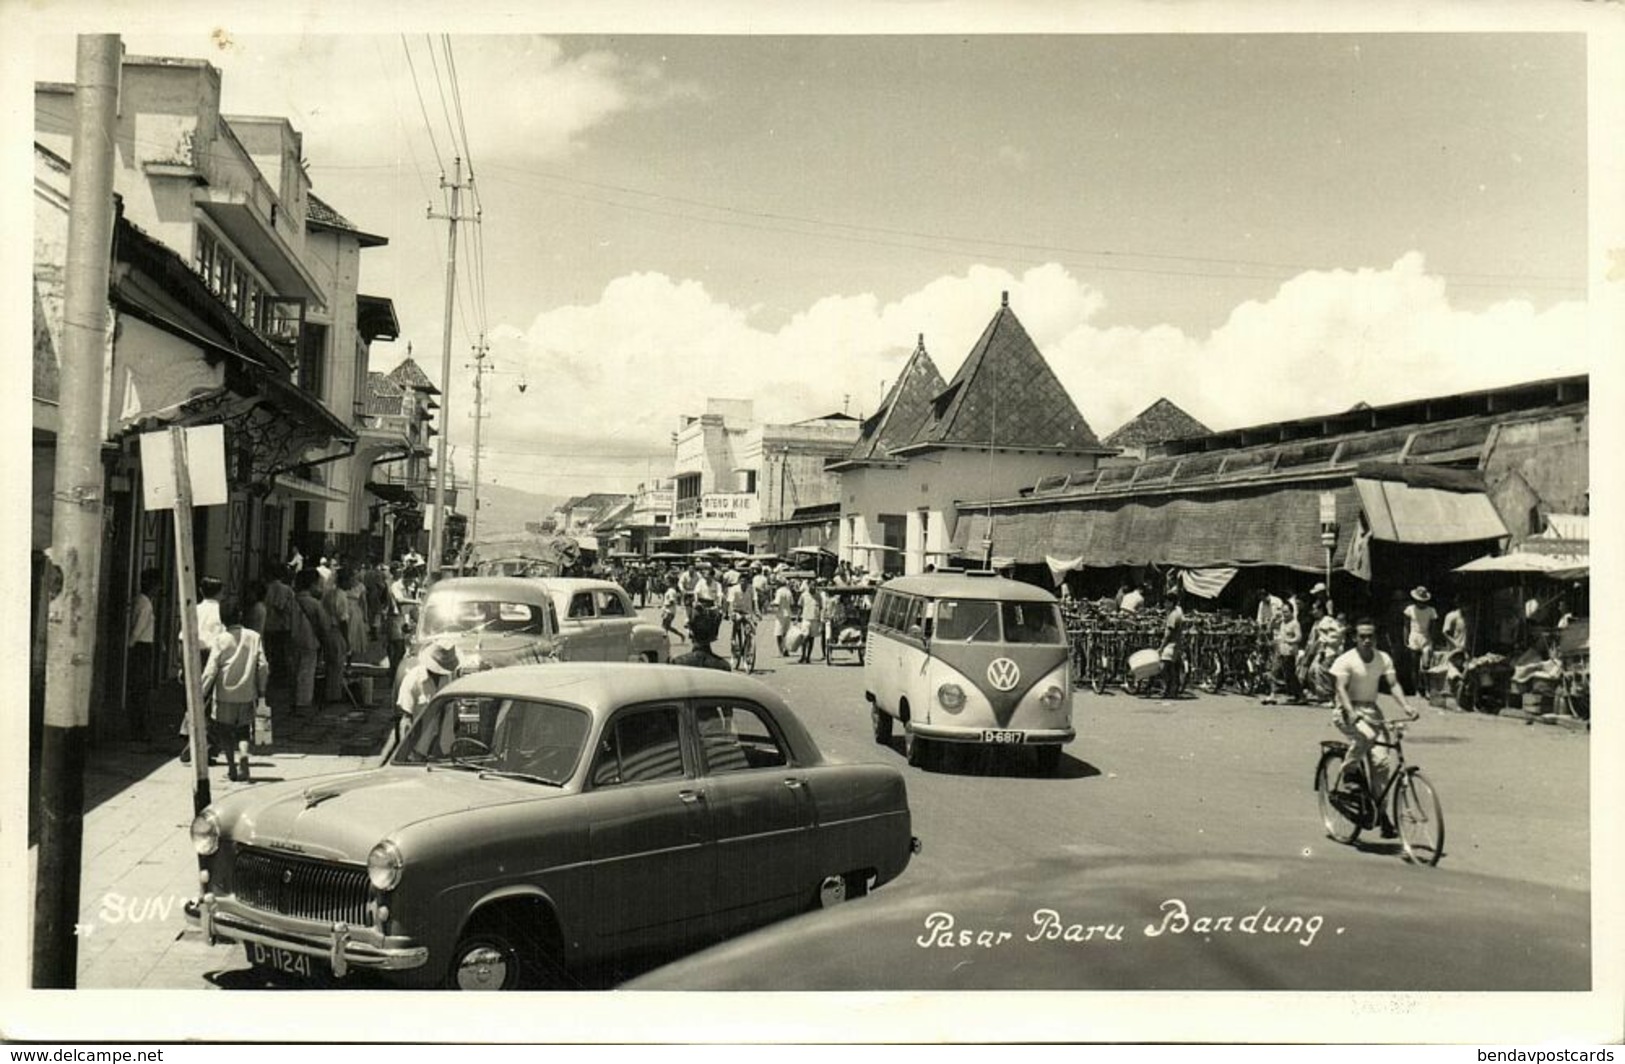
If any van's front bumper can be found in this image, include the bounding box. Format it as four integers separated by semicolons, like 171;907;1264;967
908;724;1074;745
186;893;428;977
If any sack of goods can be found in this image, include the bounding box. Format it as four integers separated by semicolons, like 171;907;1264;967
251;698;274;753
785;622;807;654
1128;648;1163;680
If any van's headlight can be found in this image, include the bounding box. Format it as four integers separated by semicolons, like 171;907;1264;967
190;810;220;856
368;840;404;891
937;683;966;711
1039;685;1066;711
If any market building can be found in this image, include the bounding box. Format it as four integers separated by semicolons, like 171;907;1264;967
830;294;1113;578
952;373;1588;651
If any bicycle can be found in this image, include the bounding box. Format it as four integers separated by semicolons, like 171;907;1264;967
1313;710;1445;866
730;613;758;674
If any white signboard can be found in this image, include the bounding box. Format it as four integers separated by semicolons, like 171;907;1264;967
139;425;229;509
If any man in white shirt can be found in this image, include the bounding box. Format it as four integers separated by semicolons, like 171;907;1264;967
1119;584;1146;613
1330;618;1417;835
1401;586;1437;696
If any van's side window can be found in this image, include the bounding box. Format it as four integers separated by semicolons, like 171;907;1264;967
881;593;912;632
898;596;924;636
871;591;893;632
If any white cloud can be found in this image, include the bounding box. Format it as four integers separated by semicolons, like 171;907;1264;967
467;255;1585;491
132;35;694;165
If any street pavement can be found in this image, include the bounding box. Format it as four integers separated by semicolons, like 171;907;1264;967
31;605;1592;989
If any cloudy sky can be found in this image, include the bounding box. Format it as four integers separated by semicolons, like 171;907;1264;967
22;10;1603;497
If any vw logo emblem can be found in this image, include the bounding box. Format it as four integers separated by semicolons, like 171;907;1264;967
987;658;1021;691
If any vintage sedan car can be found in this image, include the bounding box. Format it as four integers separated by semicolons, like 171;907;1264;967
400;577;667;687
186;663;919;989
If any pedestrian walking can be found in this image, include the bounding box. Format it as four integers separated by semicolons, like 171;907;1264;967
201;600;269;782
390;639;459;757
125;568;160;742
671;609;732;672
291;569;337;710
244;580;268;635
261;563;294;691
797;580;823;664
773;578;794;654
1402;587;1437;696
178;576;226;763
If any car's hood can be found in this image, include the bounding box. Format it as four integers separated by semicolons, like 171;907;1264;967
624;853;1589;992
221;767;556;864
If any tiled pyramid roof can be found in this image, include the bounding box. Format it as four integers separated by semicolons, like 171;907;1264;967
386;357;439;395
896;294;1105;455
1102;397;1212;448
832;335;948;468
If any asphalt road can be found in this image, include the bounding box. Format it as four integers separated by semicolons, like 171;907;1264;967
164;610;1589;991
746;621;1590;897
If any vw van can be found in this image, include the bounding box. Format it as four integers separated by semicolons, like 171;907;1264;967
864;571;1073;774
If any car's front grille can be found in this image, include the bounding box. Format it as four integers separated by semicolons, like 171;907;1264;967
232;846;370;926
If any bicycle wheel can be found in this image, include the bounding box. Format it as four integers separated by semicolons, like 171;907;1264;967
1395;770;1445;866
1316;754;1363;844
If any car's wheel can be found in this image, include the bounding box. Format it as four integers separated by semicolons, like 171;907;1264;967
871;705;893;745
446;928;526;990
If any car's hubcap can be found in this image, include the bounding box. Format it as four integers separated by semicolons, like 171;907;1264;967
455;946;510;990
818;875;847;908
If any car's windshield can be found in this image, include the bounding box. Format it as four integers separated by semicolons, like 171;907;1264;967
396;695;590;785
933;599;1001;642
930;599;1064;644
419;593;547;637
1001;601;1064;645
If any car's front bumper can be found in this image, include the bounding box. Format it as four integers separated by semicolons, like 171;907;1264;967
186;893;428;978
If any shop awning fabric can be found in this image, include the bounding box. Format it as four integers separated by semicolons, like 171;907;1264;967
956;485;1366;573
958;477;1508;573
1354;477;1508;544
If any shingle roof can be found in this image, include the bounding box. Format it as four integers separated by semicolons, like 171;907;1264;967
386;357;439;395
832;335;948;467
307;192;387;247
364;372;409;418
1102;397;1212;448
896;294;1105;455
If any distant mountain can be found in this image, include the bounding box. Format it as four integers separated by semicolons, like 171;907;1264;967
468;482;569;537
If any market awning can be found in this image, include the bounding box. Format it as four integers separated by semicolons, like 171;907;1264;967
956;484;1364;572
1354;477;1507;544
1454;552;1589;581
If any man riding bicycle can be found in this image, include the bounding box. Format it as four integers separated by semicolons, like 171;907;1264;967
1329;618;1418;838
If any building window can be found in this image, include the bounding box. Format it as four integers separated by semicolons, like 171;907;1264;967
298;322;328;398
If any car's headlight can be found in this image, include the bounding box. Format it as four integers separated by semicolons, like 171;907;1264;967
368;840;404;892
190;810;220;856
1040;684;1066;711
937;683;966;711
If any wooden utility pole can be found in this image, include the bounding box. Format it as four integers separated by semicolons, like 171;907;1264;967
33;34;121;989
427;158;473;574
469;337;487;544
